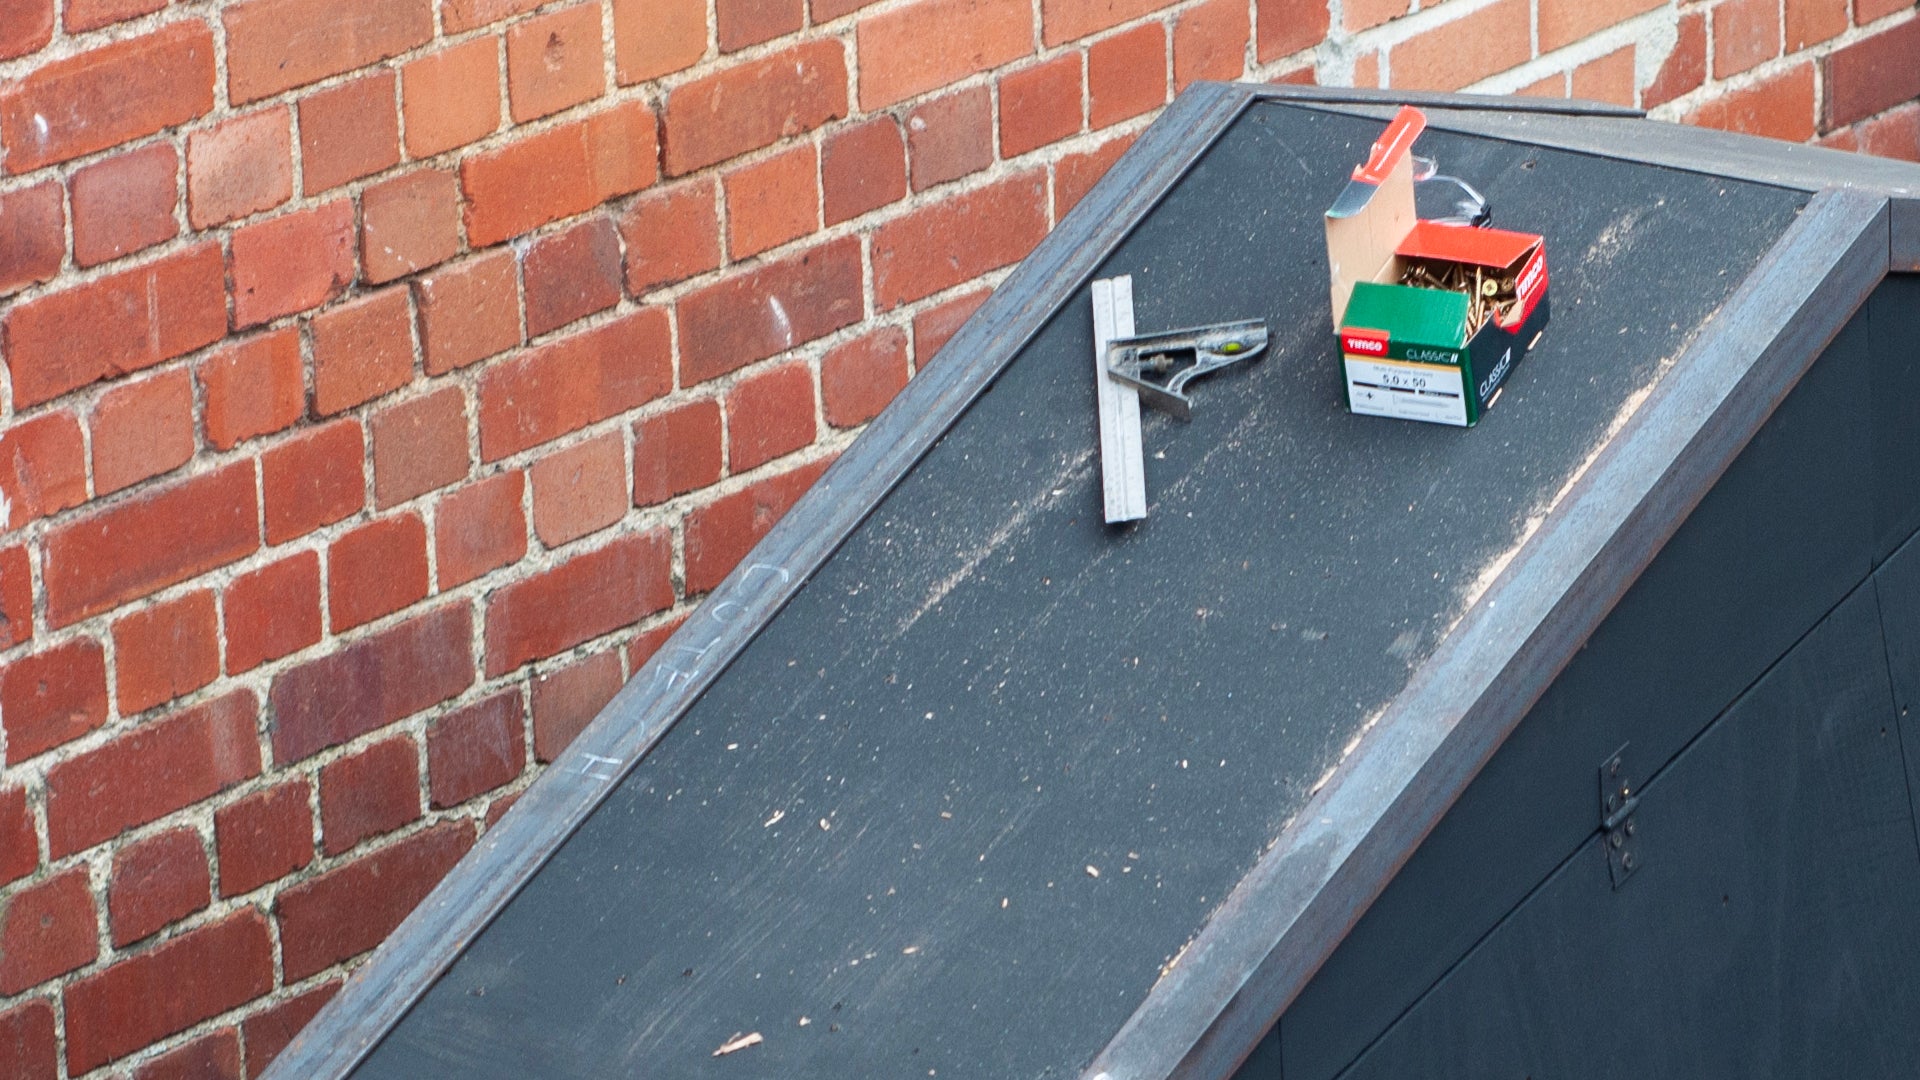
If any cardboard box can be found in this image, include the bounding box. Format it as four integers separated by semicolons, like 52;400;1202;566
1325;107;1550;427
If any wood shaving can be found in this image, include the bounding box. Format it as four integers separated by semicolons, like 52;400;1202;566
713;1032;764;1057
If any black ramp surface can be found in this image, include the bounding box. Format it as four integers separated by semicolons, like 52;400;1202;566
1336;580;1920;1078
355;103;1807;1079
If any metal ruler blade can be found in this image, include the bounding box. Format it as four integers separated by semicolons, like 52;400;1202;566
1092;276;1146;523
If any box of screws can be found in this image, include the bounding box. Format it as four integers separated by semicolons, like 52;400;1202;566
1324;106;1550;427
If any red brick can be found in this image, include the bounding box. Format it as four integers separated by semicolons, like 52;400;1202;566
484;531;672;674
726;362;815;471
372;386;470;509
311;285;416;418
479;307;671;459
261;419;364;545
213;779;312;896
721;0;803;49
1000;56;1083;158
231;200;355;328
679;238;864;383
45;690;259;857
0;0;52;61
1089;23;1168;128
0;869;97;995
240;981;336;1077
1689;61;1815;142
275;820;472;980
620;177;722;293
0;410;87;529
268;604;472;763
200;330;303;450
507;3;606;122
1785;0;1847;51
0;21;213;171
1821;17;1920;131
633;398;723;505
463;100;659;246
107;828;211;947
1260;0;1331;58
1390;0;1529;91
525;216;623;338
1538;0;1662;54
403;38;502;159
2;243;226;409
427;690;525;807
0;546;27;650
445;0;541;30
91;368;194;496
62;911;273;1073
44;462;258;628
1175;0;1247;90
328;513;430;631
0;183;62;298
1857;0;1914;20
70;143;178;268
65;0;164;31
813;0;879;23
1343;0;1404;31
186;107;292;229
859;0;1029;109
133;1028;241;1080
1039;0;1155;44
663;41;848;173
224;0;431;103
1858;102;1920;163
1644;10;1706;110
0;786;33;887
414;250;522;374
725;145;819;259
1352;52;1378;88
624;613;686;671
684;458;829;593
298;72;401;194
912;286;988;364
822;117;906;224
319;736;420;855
1270;57;1321;82
224;551;322;674
1712;0;1779;79
1054;132;1134;217
872;172;1046;309
0;638;106;764
908;88;992;192
821;327;909;428
362;169;460;285
1572;46;1636;107
531;649;620;761
613;0;707;83
112;589;219;716
435;472;528;587
484;791;522;828
531;433;627;547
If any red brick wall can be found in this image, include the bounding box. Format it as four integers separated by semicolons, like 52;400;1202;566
0;0;1915;1074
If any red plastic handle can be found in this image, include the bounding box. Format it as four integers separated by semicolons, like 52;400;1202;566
1351;105;1427;184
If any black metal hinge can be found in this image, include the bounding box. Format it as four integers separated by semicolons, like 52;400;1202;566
1599;743;1640;889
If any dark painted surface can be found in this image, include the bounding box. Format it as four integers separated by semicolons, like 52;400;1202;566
354;103;1805;1079
1872;277;1920;562
1873;518;1920;850
1276;282;1881;1080
1330;580;1920;1077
